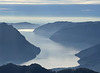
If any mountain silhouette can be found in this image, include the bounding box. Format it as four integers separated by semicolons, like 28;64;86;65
7;22;39;29
0;23;40;65
34;21;75;38
57;68;98;73
0;63;98;73
0;63;52;73
50;21;100;50
76;44;100;72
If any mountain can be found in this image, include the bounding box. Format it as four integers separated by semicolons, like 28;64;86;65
8;22;39;29
0;63;52;73
76;44;100;72
57;68;98;73
12;22;33;25
0;63;98;73
34;21;76;37
50;21;100;50
0;23;40;65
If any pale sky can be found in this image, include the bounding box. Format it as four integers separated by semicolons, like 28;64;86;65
0;0;100;4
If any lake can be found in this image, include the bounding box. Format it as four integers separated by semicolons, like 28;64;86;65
19;29;79;69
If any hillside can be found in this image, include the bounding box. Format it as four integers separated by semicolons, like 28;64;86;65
34;21;75;37
0;63;98;73
50;21;100;50
0;23;40;65
76;44;100;72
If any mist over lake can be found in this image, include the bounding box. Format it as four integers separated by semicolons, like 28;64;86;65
19;30;79;69
0;3;100;72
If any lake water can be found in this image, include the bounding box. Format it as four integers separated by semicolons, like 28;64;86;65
19;30;79;69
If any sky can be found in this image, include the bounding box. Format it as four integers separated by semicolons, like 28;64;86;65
0;0;100;4
0;0;100;23
0;4;99;24
0;4;100;17
0;0;100;68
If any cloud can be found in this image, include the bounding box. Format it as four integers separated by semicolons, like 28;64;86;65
0;7;15;13
0;0;100;4
0;8;10;10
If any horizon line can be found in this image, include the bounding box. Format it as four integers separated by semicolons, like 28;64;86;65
0;2;100;5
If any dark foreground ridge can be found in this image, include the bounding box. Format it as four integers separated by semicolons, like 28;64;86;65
0;23;40;65
0;63;98;73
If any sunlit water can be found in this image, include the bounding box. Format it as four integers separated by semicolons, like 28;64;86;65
18;29;34;32
19;29;79;69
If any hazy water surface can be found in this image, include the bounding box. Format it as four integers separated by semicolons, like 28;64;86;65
19;30;79;69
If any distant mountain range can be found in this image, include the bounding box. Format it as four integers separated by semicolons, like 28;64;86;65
34;21;74;37
10;22;40;29
76;44;100;72
50;21;100;50
1;21;100;72
34;21;100;50
0;22;39;29
0;63;98;73
34;21;100;72
0;23;40;65
11;22;34;25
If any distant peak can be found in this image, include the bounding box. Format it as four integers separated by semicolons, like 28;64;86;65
30;63;42;67
54;21;72;23
2;63;18;67
6;63;16;66
0;22;10;28
17;22;32;24
0;22;7;25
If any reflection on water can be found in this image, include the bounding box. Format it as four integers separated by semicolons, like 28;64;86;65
20;31;79;69
18;29;34;32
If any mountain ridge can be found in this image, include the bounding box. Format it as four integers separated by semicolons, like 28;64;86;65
76;44;100;72
0;63;98;73
0;22;40;65
50;21;100;50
